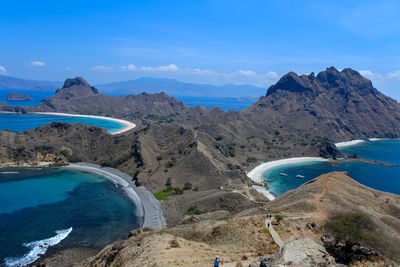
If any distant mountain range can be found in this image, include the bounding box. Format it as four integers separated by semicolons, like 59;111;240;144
97;77;266;97
0;74;62;91
0;75;265;98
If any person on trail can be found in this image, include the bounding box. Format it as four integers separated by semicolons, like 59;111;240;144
214;256;220;267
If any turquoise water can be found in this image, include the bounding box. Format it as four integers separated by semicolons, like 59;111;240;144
262;140;400;197
0;168;142;266
0;113;125;134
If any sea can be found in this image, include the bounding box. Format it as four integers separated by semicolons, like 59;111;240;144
0;89;258;111
0;90;258;135
0;168;141;266
262;140;400;197
0;113;126;134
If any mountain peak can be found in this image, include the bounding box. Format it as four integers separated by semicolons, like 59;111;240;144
62;76;91;89
266;71;313;96
53;77;99;99
266;67;376;97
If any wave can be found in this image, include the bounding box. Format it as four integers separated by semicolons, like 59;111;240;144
4;227;73;267
0;171;19;174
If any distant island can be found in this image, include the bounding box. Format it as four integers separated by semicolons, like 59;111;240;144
5;92;33;101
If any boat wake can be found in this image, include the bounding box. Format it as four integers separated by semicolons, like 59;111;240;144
4;227;73;267
0;171;19;174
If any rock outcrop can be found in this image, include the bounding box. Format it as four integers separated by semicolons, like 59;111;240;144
5;92;32;101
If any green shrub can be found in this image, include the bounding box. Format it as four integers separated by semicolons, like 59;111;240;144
225;143;236;157
183;182;193;190
215;136;223;141
323;213;378;245
274;214;284;223
59;150;82;163
246;157;257;163
154;186;184;200
185;205;203;215
35;145;53;152
165;161;174;168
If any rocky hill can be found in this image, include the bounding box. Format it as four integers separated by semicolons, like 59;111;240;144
242;67;400;141
3;77;189;124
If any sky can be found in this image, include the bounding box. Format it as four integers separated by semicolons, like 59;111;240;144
0;0;399;99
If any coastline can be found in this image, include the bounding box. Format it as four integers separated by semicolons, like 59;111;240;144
334;139;365;148
32;112;136;135
64;163;166;230
247;157;329;201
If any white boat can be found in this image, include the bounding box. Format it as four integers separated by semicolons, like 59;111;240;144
280;173;288;176
296;174;305;179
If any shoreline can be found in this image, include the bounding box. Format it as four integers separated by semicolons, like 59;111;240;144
0;111;136;135
334;139;365;148
32;112;136;135
334;138;400;148
63;163;166;230
247;157;329;201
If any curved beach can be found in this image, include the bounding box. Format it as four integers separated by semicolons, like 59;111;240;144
334;139;365;148
32;112;136;135
65;163;166;230
247;157;329;201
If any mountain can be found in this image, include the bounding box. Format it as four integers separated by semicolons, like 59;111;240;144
97;77;266;97
24;77;190;123
241;67;400;141
0;74;62;91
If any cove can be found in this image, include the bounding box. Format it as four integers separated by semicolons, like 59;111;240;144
262;140;400;197
0;112;126;134
0;168;142;266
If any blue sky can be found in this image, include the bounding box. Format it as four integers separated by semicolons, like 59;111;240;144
0;0;399;99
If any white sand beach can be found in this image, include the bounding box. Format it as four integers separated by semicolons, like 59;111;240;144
334;139;365;148
64;163;166;229
247;157;329;201
32;112;136;134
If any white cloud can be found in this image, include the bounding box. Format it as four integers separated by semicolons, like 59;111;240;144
0;65;7;74
266;71;279;80
237;70;257;76
388;70;400;79
359;70;383;79
91;65;113;72
191;68;216;75
29;61;46;67
140;64;178;72
120;64;138;71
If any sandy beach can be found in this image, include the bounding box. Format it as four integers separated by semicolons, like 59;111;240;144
64;163;166;230
32;112;136;134
334;139;365;148
247;157;329;200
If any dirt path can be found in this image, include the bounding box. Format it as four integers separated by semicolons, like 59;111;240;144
309;173;330;222
265;216;284;248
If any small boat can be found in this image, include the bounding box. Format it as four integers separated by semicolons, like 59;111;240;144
280;173;288;176
266;179;272;182
296;174;305;179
